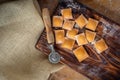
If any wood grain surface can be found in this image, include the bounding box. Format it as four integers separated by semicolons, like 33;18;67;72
36;0;120;80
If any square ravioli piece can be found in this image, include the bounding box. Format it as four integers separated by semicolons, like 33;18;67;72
53;16;63;27
94;39;108;53
75;33;88;46
86;18;99;31
73;46;89;62
54;30;65;44
75;14;88;29
61;8;73;19
66;29;78;40
62;20;75;30
85;30;96;42
61;38;75;50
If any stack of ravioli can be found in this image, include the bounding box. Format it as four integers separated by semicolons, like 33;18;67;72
52;8;108;62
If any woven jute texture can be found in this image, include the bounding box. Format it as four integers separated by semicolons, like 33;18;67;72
0;0;63;80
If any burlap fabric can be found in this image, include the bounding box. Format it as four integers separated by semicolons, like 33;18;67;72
0;0;63;80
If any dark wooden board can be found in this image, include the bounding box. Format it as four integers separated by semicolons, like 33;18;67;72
36;0;120;80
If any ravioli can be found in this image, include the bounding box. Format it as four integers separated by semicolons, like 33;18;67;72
61;8;73;19
54;30;65;44
75;33;88;46
62;20;75;30
94;39;108;53
53;16;63;27
75;14;88;29
61;38;75;50
73;46;89;62
66;29;78;40
86;18;99;31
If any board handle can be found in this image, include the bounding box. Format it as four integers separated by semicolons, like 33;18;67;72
42;8;54;44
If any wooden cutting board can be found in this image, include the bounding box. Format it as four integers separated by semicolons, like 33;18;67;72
36;0;120;80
